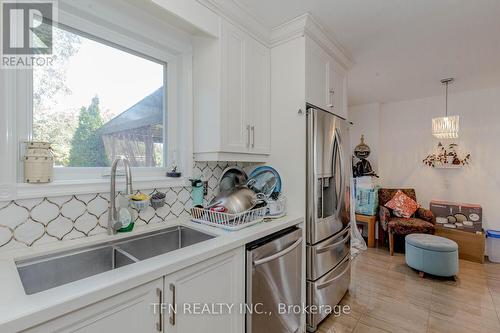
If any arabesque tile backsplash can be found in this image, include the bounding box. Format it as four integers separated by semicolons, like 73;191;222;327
0;162;250;251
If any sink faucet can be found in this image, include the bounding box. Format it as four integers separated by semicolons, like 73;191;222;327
108;156;133;235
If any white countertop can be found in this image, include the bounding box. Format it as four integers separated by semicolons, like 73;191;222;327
0;215;303;332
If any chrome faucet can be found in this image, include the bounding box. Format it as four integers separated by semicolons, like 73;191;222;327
108;156;133;235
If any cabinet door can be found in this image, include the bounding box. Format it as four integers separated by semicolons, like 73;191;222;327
25;279;163;333
221;21;250;153
306;38;330;110
246;38;270;154
332;60;347;119
163;248;245;333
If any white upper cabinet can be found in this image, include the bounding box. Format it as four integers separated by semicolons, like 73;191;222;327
194;19;271;161
332;59;347;119
221;21;248;153
306;37;348;119
306;38;330;111
246;37;271;154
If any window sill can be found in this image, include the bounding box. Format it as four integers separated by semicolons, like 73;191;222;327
13;177;190;200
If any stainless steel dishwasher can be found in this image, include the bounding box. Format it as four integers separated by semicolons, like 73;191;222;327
246;227;303;333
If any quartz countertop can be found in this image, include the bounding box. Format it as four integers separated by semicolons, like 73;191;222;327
0;215;303;332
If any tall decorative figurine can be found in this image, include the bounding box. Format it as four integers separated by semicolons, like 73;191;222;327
353;135;377;177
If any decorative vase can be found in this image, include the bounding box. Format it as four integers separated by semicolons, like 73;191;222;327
23;141;54;183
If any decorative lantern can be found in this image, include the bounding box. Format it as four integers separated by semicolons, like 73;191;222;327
23;141;54;183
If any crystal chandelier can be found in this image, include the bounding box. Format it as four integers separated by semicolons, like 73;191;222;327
432;78;459;139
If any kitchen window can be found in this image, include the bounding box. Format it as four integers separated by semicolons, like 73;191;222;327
0;1;193;199
32;23;167;169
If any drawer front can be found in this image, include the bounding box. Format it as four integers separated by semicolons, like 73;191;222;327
306;254;351;331
307;227;350;280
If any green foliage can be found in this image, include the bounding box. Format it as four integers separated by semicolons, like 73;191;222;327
33;24;82;166
33;25;82;111
68;97;109;167
33;110;78;166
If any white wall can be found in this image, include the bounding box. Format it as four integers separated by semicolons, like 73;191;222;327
269;37;306;217
349;103;380;174
350;86;500;230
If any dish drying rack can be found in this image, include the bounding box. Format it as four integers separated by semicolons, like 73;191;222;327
190;206;267;231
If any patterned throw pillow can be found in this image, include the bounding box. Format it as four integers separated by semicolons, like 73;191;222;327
384;190;419;218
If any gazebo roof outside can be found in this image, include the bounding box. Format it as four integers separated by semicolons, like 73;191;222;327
99;87;164;135
98;87;165;167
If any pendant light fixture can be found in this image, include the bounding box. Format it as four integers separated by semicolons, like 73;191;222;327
432;78;459;139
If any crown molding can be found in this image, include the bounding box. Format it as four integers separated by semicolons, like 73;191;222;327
197;0;271;45
271;13;354;69
194;3;353;69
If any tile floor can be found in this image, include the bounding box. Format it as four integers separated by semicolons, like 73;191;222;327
317;247;500;333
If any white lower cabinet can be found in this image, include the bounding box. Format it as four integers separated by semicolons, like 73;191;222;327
24;248;245;333
163;248;245;333
25;278;163;333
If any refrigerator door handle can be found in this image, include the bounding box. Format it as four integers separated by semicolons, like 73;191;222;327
334;128;345;219
316;256;350;289
306;108;316;242
316;231;350;254
253;238;303;266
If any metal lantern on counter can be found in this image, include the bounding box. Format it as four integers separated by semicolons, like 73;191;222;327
23;141;54;183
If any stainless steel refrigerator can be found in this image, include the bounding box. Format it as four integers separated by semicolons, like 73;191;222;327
306;106;351;332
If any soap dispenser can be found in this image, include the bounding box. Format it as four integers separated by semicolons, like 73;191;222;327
117;195;134;232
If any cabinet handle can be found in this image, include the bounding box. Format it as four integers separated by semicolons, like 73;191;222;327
156;288;163;332
251;126;255;148
169;283;176;326
329;89;335;108
246;125;251;148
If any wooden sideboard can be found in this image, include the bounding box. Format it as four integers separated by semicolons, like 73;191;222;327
435;225;485;263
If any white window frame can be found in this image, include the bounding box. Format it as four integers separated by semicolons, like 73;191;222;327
29;21;171;179
0;1;194;200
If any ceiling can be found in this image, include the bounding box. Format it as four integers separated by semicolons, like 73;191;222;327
234;0;500;106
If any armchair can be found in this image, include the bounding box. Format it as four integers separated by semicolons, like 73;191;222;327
378;188;436;255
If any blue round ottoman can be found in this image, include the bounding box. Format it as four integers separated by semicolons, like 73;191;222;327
405;234;459;277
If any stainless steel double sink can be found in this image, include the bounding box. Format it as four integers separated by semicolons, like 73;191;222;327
16;226;215;295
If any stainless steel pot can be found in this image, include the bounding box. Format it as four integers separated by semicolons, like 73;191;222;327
209;187;263;214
